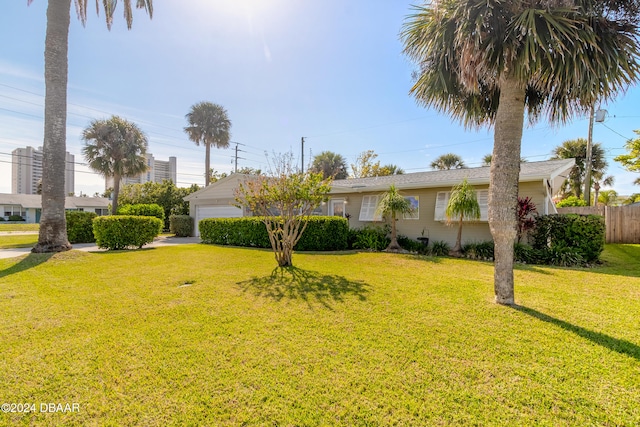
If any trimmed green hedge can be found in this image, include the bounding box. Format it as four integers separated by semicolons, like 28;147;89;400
170;215;194;237
117;204;165;222
199;216;348;251
531;214;605;263
66;211;97;243
93;215;163;250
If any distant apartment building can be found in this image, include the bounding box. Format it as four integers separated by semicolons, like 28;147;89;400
105;154;177;189
11;146;75;195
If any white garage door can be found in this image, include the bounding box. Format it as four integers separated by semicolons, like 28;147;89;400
195;205;243;237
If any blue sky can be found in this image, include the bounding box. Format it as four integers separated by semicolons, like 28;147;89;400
1;1;639;197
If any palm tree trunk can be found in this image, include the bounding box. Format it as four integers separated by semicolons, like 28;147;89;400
33;0;72;253
205;143;211;186
386;214;402;251
112;173;121;215
452;215;463;255
489;74;525;305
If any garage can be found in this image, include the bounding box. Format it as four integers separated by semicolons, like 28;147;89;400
194;205;243;237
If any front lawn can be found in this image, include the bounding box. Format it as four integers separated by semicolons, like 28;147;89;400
0;223;39;232
0;234;38;249
1;244;639;426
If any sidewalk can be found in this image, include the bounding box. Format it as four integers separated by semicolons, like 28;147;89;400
0;235;202;259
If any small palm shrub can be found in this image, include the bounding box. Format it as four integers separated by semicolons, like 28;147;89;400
429;240;450;257
349;225;391;251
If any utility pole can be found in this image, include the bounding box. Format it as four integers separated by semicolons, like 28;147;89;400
301;137;305;174
584;105;594;206
234;144;239;173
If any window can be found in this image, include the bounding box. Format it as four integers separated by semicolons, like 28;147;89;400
434;190;488;221
329;199;345;217
359;195;382;221
4;205;26;218
404;196;419;219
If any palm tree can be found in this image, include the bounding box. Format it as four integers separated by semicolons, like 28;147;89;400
376;185;415;251
430;153;465;170
29;0;153;253
598;189;619;206
82;116;149;215
379;164;405;176
310;151;348;179
184;102;231;187
445;179;481;256
402;1;639;305
482;154;526;166
551;138;609;199
592;171;614;206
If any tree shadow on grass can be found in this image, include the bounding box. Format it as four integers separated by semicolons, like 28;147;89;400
236;266;370;309
513;305;640;362
0;253;54;279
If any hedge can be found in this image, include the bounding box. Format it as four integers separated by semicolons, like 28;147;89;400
199;216;349;251
169;215;194;237
66;211;97;243
117;204;165;222
531;214;605;263
93;215;163;250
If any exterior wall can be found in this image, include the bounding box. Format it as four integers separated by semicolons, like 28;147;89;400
333;181;547;247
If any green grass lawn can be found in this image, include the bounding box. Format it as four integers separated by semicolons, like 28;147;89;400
1;244;639;426
0;234;38;249
0;223;39;232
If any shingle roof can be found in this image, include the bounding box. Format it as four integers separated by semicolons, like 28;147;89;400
0;194;110;209
330;159;575;193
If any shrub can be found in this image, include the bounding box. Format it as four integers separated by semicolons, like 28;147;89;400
462;241;494;260
66;211;97;243
295;217;348;251
199;216;348;251
349;224;391;251
169;215;194;237
429;240;450;257
8;215;25;221
93;215;163;250
117;204;165;223
556;196;587;207
532;214;605;263
397;235;425;253
0;217;5;221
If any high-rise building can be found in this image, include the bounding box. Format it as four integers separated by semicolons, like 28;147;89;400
105;154;177;189
11;146;75;195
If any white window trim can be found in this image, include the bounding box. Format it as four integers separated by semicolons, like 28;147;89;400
435;190;488;222
359;195;382;221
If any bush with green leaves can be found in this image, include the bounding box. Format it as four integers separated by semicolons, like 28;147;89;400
93;215;163;250
66;211;97;243
462;241;494;260
169;215;194;237
397;235;426;253
199;216;348;251
532;214;605;263
117;203;165;223
349;224;391;251
8;215;25;222
556;196;587;208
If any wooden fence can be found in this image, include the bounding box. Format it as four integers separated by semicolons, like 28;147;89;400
557;205;640;244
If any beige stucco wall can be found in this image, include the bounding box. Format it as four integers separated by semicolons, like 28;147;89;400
330;181;547;247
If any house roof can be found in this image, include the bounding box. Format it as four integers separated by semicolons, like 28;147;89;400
330;159;575;194
183;173;251;201
0;194;110;209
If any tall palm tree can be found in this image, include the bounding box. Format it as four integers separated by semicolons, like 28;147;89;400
82;116;149;215
310;151;348;179
403;0;640;305
29;0;153;253
445;178;481;256
376;185;415;251
430;153;465;170
551;138;609;199
184;102;231;187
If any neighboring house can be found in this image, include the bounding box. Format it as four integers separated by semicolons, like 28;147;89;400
0;194;110;223
184;174;248;237
184;159;575;245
